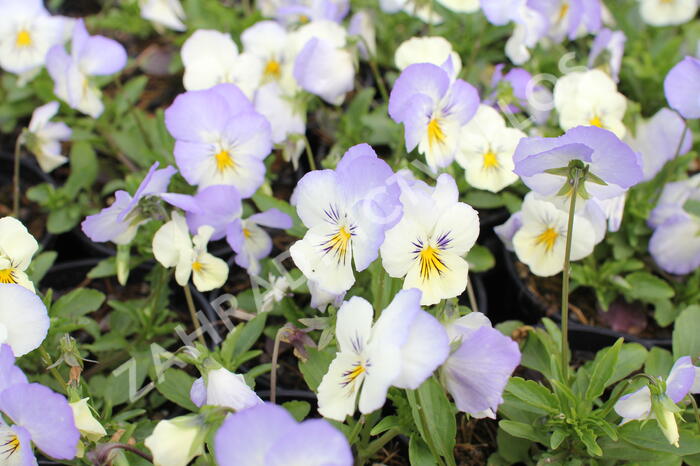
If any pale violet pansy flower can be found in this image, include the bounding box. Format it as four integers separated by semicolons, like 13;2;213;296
180;29;262;98
348;10;376;60
164;83;273;195
215;403;353;466
25;101;71;173
289;143;402;295
0;217;39;292
481;0;548;65
441;312;521;418
510;193;595;277
380;174;480;306
614;356;696;447
227;209;292;276
81;162;177;245
588;28;626;82
455;104;525;193
664;56;700;120
273;0;350;24
317;289;450;421
0;0;69;77
139;0;186;31
553;69;627;138
388;61;480;171
152;211;229;292
45;19;127;118
639;0;698;26
190;367;263;411
0;284;49;356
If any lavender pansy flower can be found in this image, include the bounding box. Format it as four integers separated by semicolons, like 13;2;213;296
530;0;602;42
46;19;127;118
0;0;69;77
615;356;696;447
481;0;548;65
625;108;692;181
648;175;700;275
82;162;176;244
389;62;480;171
0;382;80;463
190;367;263;411
227;209;292;275
664;56;700;120
274;0;350;24
289;143;402;295
488;65;552;125
441;312;520;417
164;83;272;195
0;284;50;356
317;289;450;421
0;346;27;393
588;28;626;82
513;126;643;204
161;185;243;241
215;403;353;466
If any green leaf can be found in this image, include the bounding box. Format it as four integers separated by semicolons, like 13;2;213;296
282;401;310;422
63;141;98;198
505;377;559;414
585;338;623;400
298;346;335;392
26;251;57;284
408;435;435;466
499;420;548;444
683;199;700;218
51;288;105;319
467;245;495;272
673;305;700;359
607;343;647;386
155;369;197;411
230;313;267;367
625;272;674;302
464;191;505;209
645;347;673;378
407;377;456;463
370;415;400;436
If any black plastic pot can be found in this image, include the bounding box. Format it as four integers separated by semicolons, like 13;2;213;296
502;248;672;351
0;152;54;250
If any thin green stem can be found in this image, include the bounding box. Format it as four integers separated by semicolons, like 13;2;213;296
411;388;449;466
39;346;67;392
12;136;22;218
303;135;316;171
466;273;479;314
183;284;206;347
270;327;285;404
368;57;389;104
356;427;400;465
561;176;581;382
347;415;366;446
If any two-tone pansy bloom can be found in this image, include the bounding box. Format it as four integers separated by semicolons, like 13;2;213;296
317;289;449;421
290;143;402;296
82;162;177;245
389;61;480;171
0;217;38;292
164;83;273;196
46;19;127;118
380;174;479;305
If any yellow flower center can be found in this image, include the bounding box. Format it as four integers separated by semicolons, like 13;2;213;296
192;261;203;272
264;59;282;80
0;268;16;284
322;226;353;264
214;150;235;173
557;3;570;21
15;30;32;47
483;150;499;169
341;363;365;387
243;228;252;239
419;245;447;281
589;115;603;128
427;118;446;147
299;14;310;23
535;227;559;253
2;434;20;456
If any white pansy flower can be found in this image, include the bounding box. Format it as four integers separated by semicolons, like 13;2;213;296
25;101;71;173
0;217;38;292
394;36;462;79
139;0;186;31
639;0;698;26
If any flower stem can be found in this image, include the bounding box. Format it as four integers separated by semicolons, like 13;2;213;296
410;388;449;466
12;135;22;218
356;427;400;465
347;415;366;445
270;327;285;404
560;176;581;381
466;273;479;314
303;135;316;171
39;345;67;392
183;284;206;347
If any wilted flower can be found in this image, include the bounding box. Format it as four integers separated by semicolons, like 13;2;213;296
290;143;402;295
441;312;520;417
46;19;127;118
139;0;186;31
0;217;38;292
664;56;700;120
455;105;525;193
615;356;696;447
24;101;71;173
380;174;479;305
553;69;627;138
389;62;480;171
190;367;263;411
317;289;450;421
215;403;353;465
152;212;229;291
82;162;176;245
164;83;272;195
